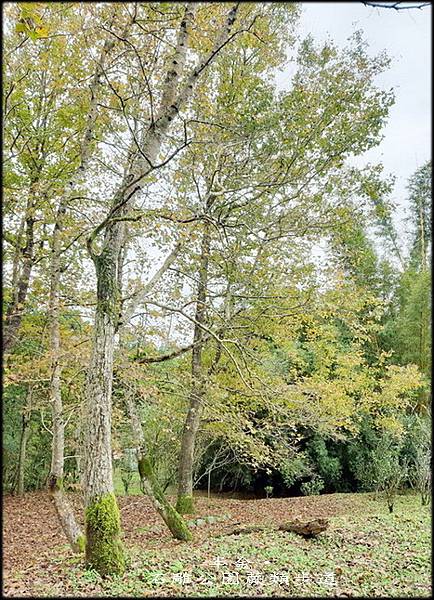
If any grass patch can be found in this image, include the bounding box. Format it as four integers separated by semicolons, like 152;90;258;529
4;492;430;597
113;469;142;496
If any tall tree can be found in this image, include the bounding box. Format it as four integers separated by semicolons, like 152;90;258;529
392;162;431;403
168;30;395;513
47;7;129;553
82;3;282;574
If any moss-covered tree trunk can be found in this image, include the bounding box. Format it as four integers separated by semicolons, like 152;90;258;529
176;218;211;514
138;454;192;542
83;242;126;576
125;393;192;541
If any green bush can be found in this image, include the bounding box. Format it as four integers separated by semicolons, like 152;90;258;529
305;436;342;491
279;452;312;488
404;414;431;505
300;475;324;496
346;417;385;491
264;485;273;498
367;433;407;513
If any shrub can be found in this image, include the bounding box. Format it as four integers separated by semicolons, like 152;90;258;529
413;445;431;506
119;448;137;495
280;452;312;488
264;485;273;498
120;470;134;495
300;475;324;496
370;434;407;513
405;415;431;506
306;436;342;490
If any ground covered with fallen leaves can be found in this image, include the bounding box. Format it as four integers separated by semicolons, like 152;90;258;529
3;490;431;597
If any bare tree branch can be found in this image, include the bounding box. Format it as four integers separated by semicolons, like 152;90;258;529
361;1;430;10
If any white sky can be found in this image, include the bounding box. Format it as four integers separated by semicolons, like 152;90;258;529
290;1;432;242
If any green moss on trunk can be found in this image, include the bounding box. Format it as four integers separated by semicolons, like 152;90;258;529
85;493;125;576
138;457;192;541
176;494;195;515
95;252;120;324
77;534;86;553
165;508;192;541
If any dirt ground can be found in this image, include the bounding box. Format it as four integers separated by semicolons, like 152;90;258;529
3;490;362;593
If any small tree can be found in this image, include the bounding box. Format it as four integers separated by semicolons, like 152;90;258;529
370;434;407;513
408;416;431;506
264;485;274;498
413;447;431;506
300;475;325;497
119;448;137;495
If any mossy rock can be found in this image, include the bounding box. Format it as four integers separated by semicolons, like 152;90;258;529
187;514;229;527
187;521;197;528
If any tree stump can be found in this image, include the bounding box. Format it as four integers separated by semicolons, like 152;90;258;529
279;518;329;538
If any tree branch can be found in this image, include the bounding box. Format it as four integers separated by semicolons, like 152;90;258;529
361;1;430;9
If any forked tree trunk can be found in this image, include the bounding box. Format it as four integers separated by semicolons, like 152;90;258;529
125;393;192;541
176;220;211;514
3;184;38;354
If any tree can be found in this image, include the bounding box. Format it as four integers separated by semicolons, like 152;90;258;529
170;29;395;513
81;2;288;574
370;433;408;513
2;2;430;581
386;162;431;410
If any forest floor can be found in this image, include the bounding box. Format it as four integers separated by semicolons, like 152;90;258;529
3;490;431;597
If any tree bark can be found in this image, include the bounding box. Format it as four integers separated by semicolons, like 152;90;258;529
47;201;84;553
83;242;125;575
176;219;211;514
16;411;31;495
3;184;38;354
124;393;192;542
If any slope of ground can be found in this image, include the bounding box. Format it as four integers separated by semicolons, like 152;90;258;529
2;490;431;597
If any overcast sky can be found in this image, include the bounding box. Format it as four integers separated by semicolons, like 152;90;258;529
290;1;431;240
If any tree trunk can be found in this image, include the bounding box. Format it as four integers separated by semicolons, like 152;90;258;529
3;186;38;353
82;2;241;572
83;245;125;575
74;420;84;488
125;393;192;541
16;411;31;495
176;220;211;514
61;18;133;574
14;386;34;495
47;204;84;554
